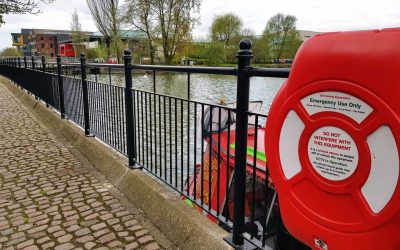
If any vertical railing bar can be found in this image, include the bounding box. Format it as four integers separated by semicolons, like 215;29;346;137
193;103;197;201
149;92;153;173
163;95;167;179
136;91;141;164
208;105;213;212
158;94;162;177
217;107;222;216
250;115;259;239
180;99;184;191
225;109;232;223
200;104;205;205
174;98;178;189
145;92;149;169
187;100;190;195
153;70;156;93
117;87;123;153
141;91;145;166
109;67;112;85
187;72;190;100
169;97;173;184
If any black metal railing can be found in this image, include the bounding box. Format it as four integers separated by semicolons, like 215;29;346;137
0;40;291;249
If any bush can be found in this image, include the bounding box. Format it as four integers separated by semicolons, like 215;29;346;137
204;43;226;66
86;46;108;61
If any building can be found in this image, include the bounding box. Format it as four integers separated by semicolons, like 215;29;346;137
298;30;322;41
11;29;79;58
11;28;147;59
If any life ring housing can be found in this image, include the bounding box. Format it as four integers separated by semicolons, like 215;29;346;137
265;29;400;250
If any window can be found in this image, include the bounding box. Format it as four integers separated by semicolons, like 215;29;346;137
41;43;45;48
40;37;44;40
51;53;54;57
50;44;53;48
49;37;53;41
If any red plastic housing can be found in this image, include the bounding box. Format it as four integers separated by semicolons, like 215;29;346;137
265;29;400;250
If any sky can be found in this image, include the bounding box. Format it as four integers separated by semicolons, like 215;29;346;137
1;0;400;49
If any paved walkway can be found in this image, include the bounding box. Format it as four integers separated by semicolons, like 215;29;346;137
0;80;171;249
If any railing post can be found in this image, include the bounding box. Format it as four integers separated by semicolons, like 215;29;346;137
23;56;27;68
123;49;137;168
31;56;35;70
18;57;21;68
42;56;50;108
80;53;91;136
57;55;66;119
229;39;254;247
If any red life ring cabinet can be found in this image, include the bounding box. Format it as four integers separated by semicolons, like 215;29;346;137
265;29;400;250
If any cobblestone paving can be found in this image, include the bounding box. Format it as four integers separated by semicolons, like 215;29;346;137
0;81;171;249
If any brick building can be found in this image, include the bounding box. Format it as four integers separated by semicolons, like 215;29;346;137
30;33;57;58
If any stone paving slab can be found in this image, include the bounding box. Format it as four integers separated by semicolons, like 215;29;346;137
0;81;172;249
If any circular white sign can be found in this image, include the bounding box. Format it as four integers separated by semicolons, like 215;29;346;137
307;126;359;181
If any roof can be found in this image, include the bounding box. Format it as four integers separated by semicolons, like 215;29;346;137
92;30;147;40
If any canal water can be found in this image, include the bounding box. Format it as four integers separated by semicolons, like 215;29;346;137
89;72;286;115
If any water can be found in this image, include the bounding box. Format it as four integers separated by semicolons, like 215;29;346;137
88;72;286;115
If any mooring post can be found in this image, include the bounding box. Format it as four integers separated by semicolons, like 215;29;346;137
17;57;21;68
80;53;91;136
23;56;27;68
230;39;254;247
57;54;66;119
123;49;138;168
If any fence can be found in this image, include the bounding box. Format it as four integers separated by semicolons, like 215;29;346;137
0;39;292;249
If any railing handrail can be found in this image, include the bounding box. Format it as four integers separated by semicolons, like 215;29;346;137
19;60;291;78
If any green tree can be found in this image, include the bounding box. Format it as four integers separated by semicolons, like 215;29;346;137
0;0;54;26
123;0;201;65
0;47;21;56
281;31;302;59
86;0;123;62
210;13;242;47
70;9;86;57
263;13;297;60
252;36;270;64
123;0;156;64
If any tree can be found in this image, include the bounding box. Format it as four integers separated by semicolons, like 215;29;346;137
70;9;86;57
263;13;297;60
241;27;255;38
124;0;200;65
252;36;271;64
86;0;123;62
123;0;156;64
0;47;21;56
210;13;242;48
0;0;54;26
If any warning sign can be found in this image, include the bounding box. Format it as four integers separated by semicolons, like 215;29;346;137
308;126;359;181
301;91;373;124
